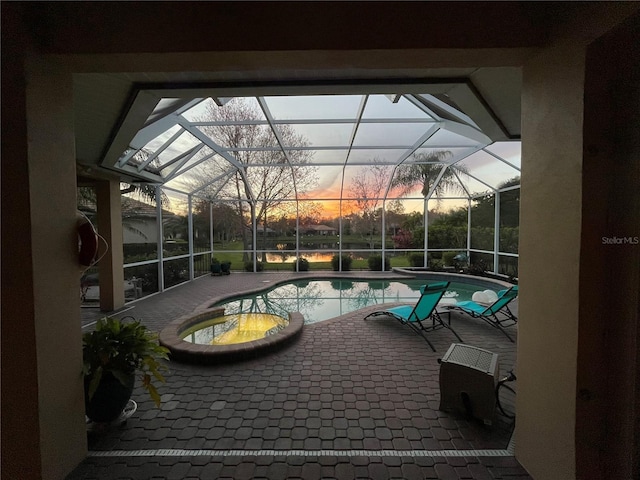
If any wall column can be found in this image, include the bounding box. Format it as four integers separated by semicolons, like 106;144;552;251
516;43;586;479
27;57;88;478
96;179;125;311
1;8;42;479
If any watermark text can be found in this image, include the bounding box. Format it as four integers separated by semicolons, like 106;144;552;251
601;236;639;245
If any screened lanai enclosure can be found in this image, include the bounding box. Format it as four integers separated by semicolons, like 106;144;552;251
79;88;520;302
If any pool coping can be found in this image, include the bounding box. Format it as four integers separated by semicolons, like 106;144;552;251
159;308;304;365
392;268;516;289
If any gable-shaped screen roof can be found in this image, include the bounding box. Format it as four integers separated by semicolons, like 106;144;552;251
102;89;521;204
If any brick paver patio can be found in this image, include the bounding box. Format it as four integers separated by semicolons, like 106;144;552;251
69;272;530;479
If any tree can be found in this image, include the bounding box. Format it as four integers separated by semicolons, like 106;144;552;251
429;206;468;249
392;229;414;249
78;181;167;210
347;161;392;247
497;176;520;227
190;99;319;261
271;214;294;236
211;202;241;244
470;176;520;228
296;201;325;226
190;199;211;248
119;183;168;206
119;147;169;205
384;200;405;238
386;199;405;216
432;206;468;227
392;150;466;202
402;211;423;229
162;214;188;242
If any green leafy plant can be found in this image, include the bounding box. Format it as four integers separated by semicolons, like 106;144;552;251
442;251;457;267
244;260;264;272
429;259;444;271
468;259;488;276
331;254;352;271
409;253;424;267
367;254;390;271
82;316;169;407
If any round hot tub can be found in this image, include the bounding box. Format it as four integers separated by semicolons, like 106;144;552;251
159;308;304;364
183;313;289;346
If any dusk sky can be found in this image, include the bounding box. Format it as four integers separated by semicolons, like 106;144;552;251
141;94;520;218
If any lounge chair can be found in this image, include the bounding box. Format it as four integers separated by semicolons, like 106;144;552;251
364;281;463;352
447;285;518;341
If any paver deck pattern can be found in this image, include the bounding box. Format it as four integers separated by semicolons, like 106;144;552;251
69;272;530;479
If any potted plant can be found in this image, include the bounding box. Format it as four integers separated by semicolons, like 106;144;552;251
210;257;222;275
294;257;309;271
82;316;169;423
220;260;232;275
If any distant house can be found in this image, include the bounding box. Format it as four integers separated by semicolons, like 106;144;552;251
299;224;338;236
78;196;178;245
121;197;177;244
249;225;277;236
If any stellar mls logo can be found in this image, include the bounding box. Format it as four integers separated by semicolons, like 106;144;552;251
601;235;639;245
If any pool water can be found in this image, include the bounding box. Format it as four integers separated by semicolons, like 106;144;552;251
212;279;499;325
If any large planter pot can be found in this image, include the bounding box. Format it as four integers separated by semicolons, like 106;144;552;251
84;372;135;423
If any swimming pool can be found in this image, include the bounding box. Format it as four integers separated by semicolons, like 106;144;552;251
211;278;501;325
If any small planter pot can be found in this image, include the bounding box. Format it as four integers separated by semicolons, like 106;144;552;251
84;372;135;423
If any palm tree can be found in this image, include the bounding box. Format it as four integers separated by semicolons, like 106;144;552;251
120;183;168;206
392;150;466;201
392;150;468;266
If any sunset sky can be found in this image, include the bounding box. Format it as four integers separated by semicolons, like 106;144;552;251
143;94;520;219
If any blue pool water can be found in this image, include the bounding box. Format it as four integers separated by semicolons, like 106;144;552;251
212;278;500;325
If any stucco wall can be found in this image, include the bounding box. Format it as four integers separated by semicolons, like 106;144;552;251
516;43;585;479
26;58;88;478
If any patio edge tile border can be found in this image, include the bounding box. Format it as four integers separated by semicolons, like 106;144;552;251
88;448;514;457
